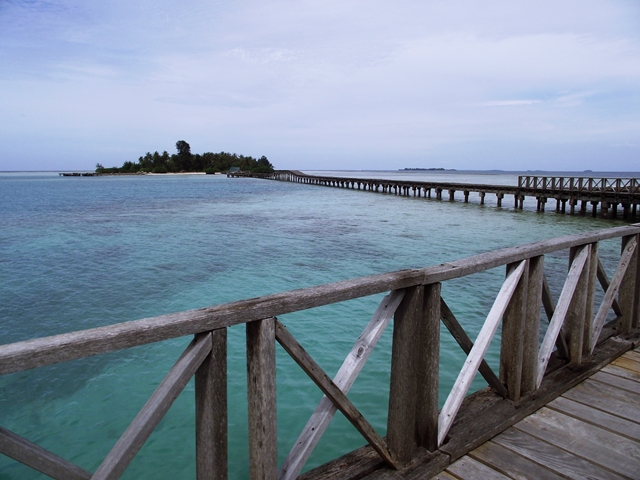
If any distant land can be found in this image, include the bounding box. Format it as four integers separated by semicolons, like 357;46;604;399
95;140;274;175
401;167;457;171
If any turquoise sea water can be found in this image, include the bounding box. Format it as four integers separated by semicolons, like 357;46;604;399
0;171;633;478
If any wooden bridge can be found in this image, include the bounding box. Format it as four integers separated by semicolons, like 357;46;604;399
432;347;640;479
230;171;640;220
1;224;639;479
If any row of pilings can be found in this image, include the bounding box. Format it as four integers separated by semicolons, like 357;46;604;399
229;171;640;220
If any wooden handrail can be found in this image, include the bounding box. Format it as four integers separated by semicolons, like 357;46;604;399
518;175;639;197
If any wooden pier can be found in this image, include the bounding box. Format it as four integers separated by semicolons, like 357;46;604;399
230;170;640;220
432;347;640;479
1;224;640;479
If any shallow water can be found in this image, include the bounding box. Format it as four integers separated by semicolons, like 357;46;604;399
0;171;631;478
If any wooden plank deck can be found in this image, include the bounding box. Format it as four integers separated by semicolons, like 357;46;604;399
432;347;640;480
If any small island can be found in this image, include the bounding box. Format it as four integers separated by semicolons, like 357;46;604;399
95;140;274;175
401;167;457;171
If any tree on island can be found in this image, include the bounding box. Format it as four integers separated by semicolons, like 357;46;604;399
175;140;191;156
95;141;274;174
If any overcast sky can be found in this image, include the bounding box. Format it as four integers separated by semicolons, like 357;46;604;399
1;1;639;171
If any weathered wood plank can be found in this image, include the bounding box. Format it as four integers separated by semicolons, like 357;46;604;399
597;257;623;316
247;318;277;480
92;333;212;480
298;443;383;480
492;427;627;480
562;377;640;424
469;438;565;480
0;426;92;480
565;245;590;364
388;286;423;465
196;328;227;480
439;299;507;397
514;407;640;479
500;260;528;401
627;349;640;362
541;275;570;360
547;395;640;442
415;283;440;452
602;362;640;381
274;320;399;469
359;448;449;480
536;246;589;386
446;455;511;479
583;243;598;356
619;234;640;332
611;355;640;375
438;260;526;446
521;256;543;395
279;290;404;480
2;225;639;375
590;369;640;394
429;471;458;480
440;388;502;433
591;236;637;351
584;374;640;409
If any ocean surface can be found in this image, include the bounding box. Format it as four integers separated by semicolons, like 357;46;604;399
0;170;635;478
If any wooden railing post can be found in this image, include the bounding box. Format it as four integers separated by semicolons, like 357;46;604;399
500;261;529;401
415;283;440;452
619;234;640;333
521;256;544;395
196;328;228;480
565;245;592;364
387;285;423;465
247;318;277;480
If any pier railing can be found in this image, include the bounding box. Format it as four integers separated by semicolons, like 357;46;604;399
518;175;640;198
1;225;639;479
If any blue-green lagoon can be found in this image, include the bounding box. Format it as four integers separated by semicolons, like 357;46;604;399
0;171;630;478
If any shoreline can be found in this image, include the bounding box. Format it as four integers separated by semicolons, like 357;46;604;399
60;171;220;176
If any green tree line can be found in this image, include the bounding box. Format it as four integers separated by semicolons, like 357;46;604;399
95;140;274;174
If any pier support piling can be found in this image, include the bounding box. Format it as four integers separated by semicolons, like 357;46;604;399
537;197;546;212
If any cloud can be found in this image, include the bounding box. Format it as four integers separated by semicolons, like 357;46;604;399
554;91;596;107
475;100;542;107
1;0;639;171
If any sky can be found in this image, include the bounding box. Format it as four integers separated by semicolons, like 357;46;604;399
1;0;639;172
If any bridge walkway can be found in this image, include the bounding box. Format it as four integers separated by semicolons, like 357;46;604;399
432;347;640;480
